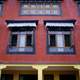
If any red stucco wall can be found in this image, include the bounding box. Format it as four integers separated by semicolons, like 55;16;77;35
0;0;80;63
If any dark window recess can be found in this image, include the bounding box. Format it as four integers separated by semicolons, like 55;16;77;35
64;34;71;47
50;35;56;47
19;75;37;80
48;27;72;31
1;74;13;80
0;4;2;15
26;34;32;46
10;34;17;46
60;74;76;80
78;4;80;15
44;75;54;80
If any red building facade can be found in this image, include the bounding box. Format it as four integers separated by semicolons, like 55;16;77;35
0;0;80;80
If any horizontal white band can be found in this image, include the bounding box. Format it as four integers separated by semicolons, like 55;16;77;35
46;23;74;27
7;23;36;27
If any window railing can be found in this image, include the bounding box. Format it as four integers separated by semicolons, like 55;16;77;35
48;46;74;54
8;46;34;54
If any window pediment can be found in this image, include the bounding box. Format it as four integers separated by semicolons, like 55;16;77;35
6;20;38;31
44;20;75;28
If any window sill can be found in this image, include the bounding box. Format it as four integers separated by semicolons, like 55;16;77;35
7;47;35;54
48;47;75;54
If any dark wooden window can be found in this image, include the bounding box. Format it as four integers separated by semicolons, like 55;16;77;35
26;34;32;46
8;31;34;53
19;74;37;80
47;31;74;54
44;75;54;80
60;74;76;80
10;32;33;47
1;74;13;80
0;4;3;15
10;34;17;46
64;34;71;47
50;34;56;47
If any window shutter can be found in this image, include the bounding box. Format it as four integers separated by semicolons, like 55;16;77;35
26;34;32;46
10;34;17;47
64;34;71;47
50;35;56;47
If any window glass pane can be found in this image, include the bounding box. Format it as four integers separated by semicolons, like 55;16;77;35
31;4;36;8
56;34;64;52
21;10;28;15
45;10;51;14
52;4;61;15
52;4;59;9
50;35;56;47
20;75;37;80
30;10;37;14
20;3;61;15
21;4;29;9
56;34;64;47
26;34;32;46
37;3;43;9
44;75;54;80
78;4;80;8
60;74;76;80
21;4;29;15
45;4;50;9
18;34;26;47
1;74;13;80
64;34;71;47
78;4;80;15
11;34;17;46
0;4;2;15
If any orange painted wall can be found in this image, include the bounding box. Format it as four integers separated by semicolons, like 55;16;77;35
0;0;80;63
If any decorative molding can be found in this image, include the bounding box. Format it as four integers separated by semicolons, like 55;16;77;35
0;64;7;69
32;65;48;70
74;65;80;69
